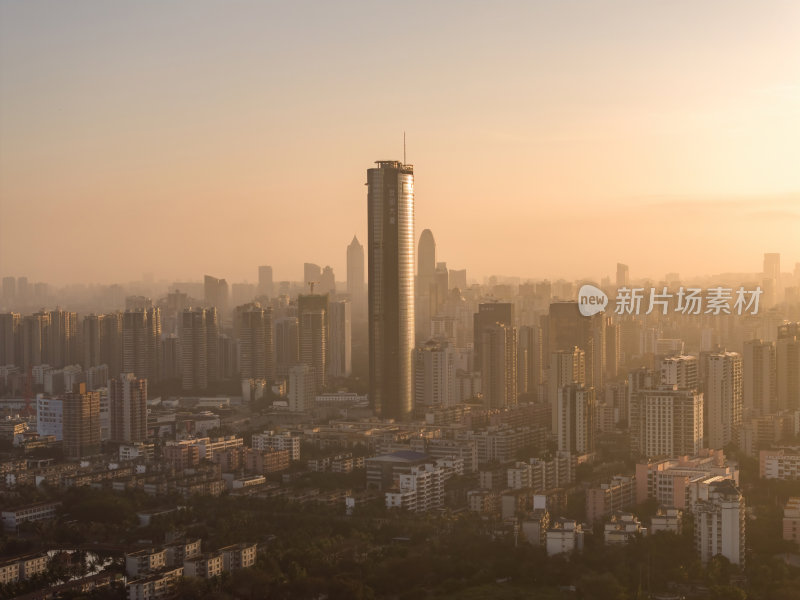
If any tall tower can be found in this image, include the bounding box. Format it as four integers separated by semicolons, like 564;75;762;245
416;229;436;342
368;160;415;421
347;236;365;317
258;266;274;298
298;294;328;393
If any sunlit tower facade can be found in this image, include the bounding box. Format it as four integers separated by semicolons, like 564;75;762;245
368;160;415;421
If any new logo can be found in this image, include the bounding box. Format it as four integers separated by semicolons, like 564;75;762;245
578;284;608;317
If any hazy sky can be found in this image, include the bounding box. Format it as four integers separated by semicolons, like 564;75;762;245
2;1;799;286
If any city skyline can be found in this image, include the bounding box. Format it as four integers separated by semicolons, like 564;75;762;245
2;1;799;286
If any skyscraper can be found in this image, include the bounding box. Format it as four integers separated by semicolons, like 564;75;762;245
473;302;514;370
258;265;274;297
63;383;100;460
481;322;517;409
743;339;776;416
328;299;352;378
368;160;415;421
204;275;229;320
776;324;800;411
416;229;436;343
109;373;147;443
180;308;209;391
549;347;586;434
616;263;630;288
298;293;328;392
274;316;299;381
347;236;365;313
706;352;743;449
123;308;161;384
234;303;274;382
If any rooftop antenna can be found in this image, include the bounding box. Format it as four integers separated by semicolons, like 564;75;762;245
403;131;406;164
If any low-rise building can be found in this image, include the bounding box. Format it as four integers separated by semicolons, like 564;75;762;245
2;500;61;531
651;507;683;534
546;518;584;556
126;566;183;600
760;447;800;480
251;431;300;461
125;548;167;578
183;552;224;579
604;512;646;544
219;543;257;571
783;497;800;547
586;475;636;525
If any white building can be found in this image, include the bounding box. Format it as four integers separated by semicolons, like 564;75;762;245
557;384;594;455
651;507;682;534
414;339;457;407
604;512;646;545
693;479;745;565
546;518;584;556
637;386;704;457
287;364;314;412
660;355;698;390
36;395;62;440
385;458;463;512
252;431;300;461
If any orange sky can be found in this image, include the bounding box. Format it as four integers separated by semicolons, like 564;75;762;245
1;1;799;286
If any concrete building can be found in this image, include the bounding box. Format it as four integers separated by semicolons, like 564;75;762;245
630;385;704;457
556;384;595;455
604;512;646;545
660;355;698;390
705;352;742;450
63;384;101;459
586;475;636;525
414;339;457;407
743;339;776;416
109;373;147;444
251;431;300;461
546;518;584;556
481;322;517;409
777;326;800;411
328;299;352;378
782;497;800;547
651;507;683;534
760;447;800;479
234;303;274;382
693;479;745;565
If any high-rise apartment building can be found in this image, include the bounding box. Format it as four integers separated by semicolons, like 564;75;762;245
298;294;327;392
109;373;147;443
179;308;219;391
123;308;161;384
414;339;457;408
204;275;229;321
706;352;743;449
234;303;274;382
287;364;314;412
518;325;544;398
660;355;699;390
629;386;704;457
0;313;21;367
367;160;415;421
743;339;776;416
693;480;745;566
481;322;517;409
557;384;595;455
274;317;299;381
63;383;101;460
777;324;800;411
548;301;605;391
328;300;352;378
549;347;586;434
474;302;514;372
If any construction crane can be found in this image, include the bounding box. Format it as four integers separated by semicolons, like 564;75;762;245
307;281;320;294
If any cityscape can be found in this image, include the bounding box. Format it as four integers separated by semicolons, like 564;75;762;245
2;2;800;600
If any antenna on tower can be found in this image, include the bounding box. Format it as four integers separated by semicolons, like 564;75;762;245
403;131;406;164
